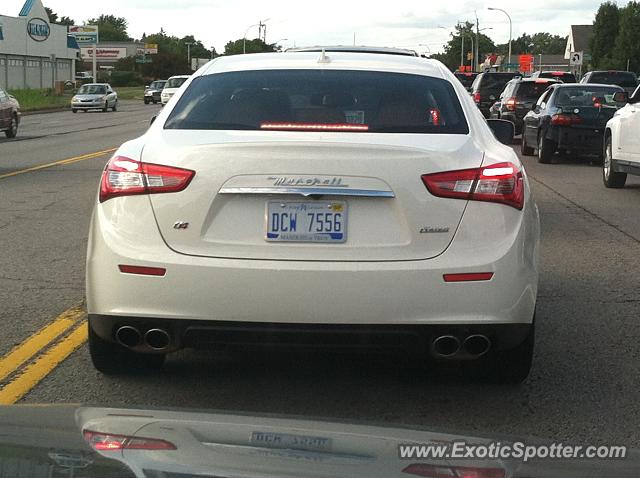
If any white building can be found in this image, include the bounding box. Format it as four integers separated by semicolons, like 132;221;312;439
0;0;79;90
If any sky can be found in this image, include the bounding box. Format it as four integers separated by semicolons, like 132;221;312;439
2;0;605;54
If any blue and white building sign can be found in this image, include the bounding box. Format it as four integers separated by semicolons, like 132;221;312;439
27;17;50;42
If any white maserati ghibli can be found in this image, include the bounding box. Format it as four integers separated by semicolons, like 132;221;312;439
86;50;540;383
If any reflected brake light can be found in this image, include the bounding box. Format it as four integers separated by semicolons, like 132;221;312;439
402;463;505;478
83;430;177;451
421;162;524;210
100;156;195;202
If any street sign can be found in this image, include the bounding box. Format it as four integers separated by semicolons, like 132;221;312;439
144;43;158;54
135;57;152;64
570;51;583;66
68;25;99;44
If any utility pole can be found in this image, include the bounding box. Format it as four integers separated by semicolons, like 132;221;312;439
185;42;194;71
475;11;480;72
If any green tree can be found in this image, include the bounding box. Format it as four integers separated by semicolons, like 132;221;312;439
430;22;495;71
224;38;278;55
44;7;75;26
495;32;566;56
613;1;640;71
590;2;620;68
87;14;132;41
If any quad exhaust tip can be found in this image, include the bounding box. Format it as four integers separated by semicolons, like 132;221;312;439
431;334;491;358
432;335;461;357
115;326;142;348
462;334;491;357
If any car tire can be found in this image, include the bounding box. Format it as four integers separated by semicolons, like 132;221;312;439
88;323;165;375
112;102;117;112
4;114;18;138
102;102;108;113
521;135;534;156
603;135;627;188
153;99;158;104
72;108;78;113
144;98;150;105
477;320;535;385
537;133;554;164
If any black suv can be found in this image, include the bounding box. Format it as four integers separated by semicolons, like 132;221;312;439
530;71;577;83
490;78;560;134
471;72;520;118
580;70;638;95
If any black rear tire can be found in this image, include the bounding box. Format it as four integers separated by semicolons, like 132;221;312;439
603;135;627;188
478;321;535;384
521;135;534;156
537;133;555;164
144;98;150;105
88;323;165;375
4;115;18;138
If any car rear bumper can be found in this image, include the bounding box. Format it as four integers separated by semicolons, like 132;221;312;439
549;126;605;153
86;195;539;336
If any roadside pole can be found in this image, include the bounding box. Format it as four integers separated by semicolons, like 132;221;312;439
92;41;97;82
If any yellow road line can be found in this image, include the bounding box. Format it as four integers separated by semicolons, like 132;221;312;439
0;321;88;405
0;306;85;382
0;147;117;180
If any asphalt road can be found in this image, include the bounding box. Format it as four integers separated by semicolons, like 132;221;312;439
1;104;640;447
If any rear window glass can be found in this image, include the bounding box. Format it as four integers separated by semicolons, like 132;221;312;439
554;86;626;108
538;72;577;82
588;72;637;88
166;77;188;88
164;70;469;134
454;73;477;88
478;73;519;93
515;82;553;100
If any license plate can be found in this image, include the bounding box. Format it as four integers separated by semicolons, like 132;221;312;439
266;201;347;242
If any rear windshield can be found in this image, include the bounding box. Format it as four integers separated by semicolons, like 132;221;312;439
588;72;637;88
477;73;519;93
454;73;477;88
151;81;166;89
554;86;626;108
166;77;188;88
538;72;577;82
516;82;554;100
164;70;469;134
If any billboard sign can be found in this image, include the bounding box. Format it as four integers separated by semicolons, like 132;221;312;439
144;43;158;54
81;47;128;60
69;25;99;44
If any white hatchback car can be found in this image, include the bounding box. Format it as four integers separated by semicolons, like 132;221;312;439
87;52;540;382
160;75;190;105
603;85;640;188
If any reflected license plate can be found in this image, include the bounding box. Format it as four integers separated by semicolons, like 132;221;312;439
266;201;347;242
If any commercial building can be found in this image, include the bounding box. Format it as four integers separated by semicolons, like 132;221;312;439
0;0;79;90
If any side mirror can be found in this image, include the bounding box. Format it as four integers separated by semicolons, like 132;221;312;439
613;91;629;103
486;119;514;145
150;115;157;126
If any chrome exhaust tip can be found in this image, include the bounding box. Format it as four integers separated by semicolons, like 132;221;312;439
432;335;461;357
115;326;142;348
144;328;171;351
462;334;491;357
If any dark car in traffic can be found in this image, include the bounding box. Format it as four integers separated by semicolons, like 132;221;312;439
580;70;638;95
530;70;577;83
490;78;560;134
470;71;520;117
521;83;626;163
0;87;20;138
144;80;167;104
453;71;478;91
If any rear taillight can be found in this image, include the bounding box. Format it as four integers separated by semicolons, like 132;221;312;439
473;92;481;104
550;114;582;126
83;430;177;451
504;97;516;111
421;162;524;210
403;463;505;478
99;156;195;202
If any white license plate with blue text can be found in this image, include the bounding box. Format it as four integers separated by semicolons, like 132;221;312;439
266;201;347;243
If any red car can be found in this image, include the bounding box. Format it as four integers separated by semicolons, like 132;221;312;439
0;88;20;138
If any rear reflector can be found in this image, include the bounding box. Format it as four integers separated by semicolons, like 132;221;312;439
421;162;524;210
403;463;505;478
118;265;166;276
443;272;494;282
260;122;369;132
100;156;195;202
83;430;177;451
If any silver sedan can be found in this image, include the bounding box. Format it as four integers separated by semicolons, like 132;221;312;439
71;83;118;113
